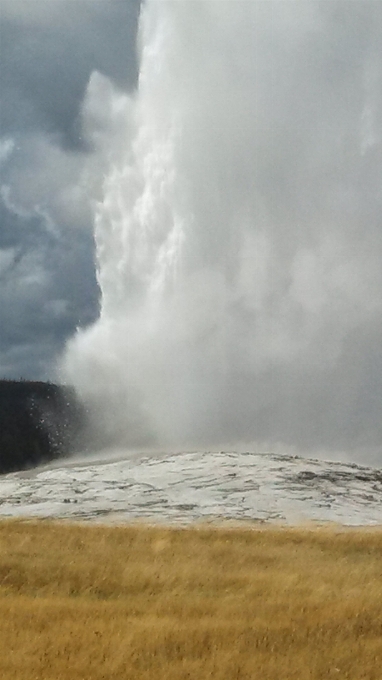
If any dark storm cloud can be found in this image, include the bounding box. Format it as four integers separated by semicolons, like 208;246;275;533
0;0;140;379
0;200;99;379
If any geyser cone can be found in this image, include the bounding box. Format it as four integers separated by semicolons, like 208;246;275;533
63;1;382;460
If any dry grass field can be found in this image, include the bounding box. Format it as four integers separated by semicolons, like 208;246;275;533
0;520;381;679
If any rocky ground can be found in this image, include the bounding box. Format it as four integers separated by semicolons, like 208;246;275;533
1;450;381;525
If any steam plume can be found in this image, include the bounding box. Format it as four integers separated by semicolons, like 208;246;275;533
63;1;382;461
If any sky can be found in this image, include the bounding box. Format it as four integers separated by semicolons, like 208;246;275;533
0;0;140;379
1;0;382;462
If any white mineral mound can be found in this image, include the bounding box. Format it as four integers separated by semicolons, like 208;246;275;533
0;451;381;526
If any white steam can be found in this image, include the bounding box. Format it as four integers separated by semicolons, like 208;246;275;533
63;1;382;459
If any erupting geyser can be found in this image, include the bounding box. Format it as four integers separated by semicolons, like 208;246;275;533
63;1;382;460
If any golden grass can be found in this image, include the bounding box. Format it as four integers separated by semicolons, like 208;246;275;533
0;520;382;679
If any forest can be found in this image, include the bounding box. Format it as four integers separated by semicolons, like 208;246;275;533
0;380;85;474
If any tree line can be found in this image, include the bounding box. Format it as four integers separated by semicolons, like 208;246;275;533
0;379;86;474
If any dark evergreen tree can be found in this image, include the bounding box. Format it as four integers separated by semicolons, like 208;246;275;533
0;380;86;473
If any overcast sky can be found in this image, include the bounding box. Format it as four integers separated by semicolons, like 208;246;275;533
0;0;140;379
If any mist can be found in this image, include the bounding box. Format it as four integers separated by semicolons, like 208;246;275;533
62;1;382;463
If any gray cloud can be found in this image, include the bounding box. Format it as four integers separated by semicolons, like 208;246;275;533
0;0;140;379
0;0;139;147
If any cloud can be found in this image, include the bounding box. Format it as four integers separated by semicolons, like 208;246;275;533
0;0;140;379
0;0;139;147
0;138;14;164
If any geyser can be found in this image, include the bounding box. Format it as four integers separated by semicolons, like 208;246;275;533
63;1;382;460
